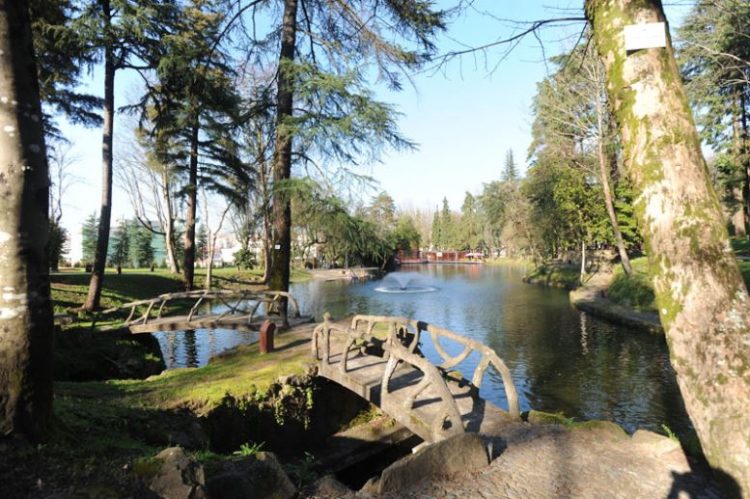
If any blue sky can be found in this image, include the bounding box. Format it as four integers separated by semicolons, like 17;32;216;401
55;1;691;236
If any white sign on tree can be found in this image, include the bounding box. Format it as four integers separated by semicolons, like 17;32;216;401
624;22;667;51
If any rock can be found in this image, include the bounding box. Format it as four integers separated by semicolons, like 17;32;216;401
148;447;206;499
631;429;682;455
301;475;353;498
363;433;489;495
205;451;296;499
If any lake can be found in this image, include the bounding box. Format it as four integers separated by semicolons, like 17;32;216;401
154;264;692;437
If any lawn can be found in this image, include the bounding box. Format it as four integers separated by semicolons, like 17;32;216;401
51;266;311;315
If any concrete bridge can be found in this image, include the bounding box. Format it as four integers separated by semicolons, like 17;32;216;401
94;289;308;333
312;314;521;443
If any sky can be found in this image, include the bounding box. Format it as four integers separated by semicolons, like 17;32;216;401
54;0;692;247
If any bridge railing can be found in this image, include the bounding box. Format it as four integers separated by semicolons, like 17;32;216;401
312;313;466;441
348;315;520;419
381;339;465;441
93;289;300;330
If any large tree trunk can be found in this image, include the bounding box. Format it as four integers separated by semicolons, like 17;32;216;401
0;0;54;441
587;0;750;493
84;0;114;311
269;0;298;321
183;120;199;290
595;95;633;275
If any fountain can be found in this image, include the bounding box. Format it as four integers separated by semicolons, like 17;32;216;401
374;272;438;294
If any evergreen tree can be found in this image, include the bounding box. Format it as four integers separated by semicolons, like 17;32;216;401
196;224;208;265
267;0;445;304
460;192;482;250
503;149;518;182
109;221;130;266
430;208;441;250
48;220;68;271
139;0;244;290
133;223;155;267
679;0;750;236
440;197;454;249
81;213;99;264
80;0;179;310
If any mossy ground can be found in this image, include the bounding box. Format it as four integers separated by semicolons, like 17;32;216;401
3;324;317;497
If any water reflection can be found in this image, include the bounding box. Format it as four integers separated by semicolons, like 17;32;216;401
290;264;693;438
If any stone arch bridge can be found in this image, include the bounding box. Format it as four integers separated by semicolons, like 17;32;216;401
312;314;521;443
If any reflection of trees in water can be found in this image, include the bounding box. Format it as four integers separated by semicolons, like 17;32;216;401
485;294;692;434
184;330;198;368
289;265;693;435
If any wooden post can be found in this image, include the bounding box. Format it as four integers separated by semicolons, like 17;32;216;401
259;320;275;354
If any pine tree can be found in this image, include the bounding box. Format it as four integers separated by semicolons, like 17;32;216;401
430;208;442;250
137;0;243;290
196;224;208;265
109;221;130;267
81;213;99;264
503;149;518;182
81;0;179;310
133;223;154;267
267;0;445;306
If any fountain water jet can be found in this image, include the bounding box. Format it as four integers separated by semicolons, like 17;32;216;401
374;272;438;294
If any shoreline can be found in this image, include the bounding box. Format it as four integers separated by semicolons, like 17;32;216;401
569;284;663;334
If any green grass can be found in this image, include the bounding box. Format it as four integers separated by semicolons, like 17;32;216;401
730;237;750;257
608;257;656;313
51;267;311;322
60;325;314;413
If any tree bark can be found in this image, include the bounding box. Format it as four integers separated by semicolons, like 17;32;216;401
0;0;54;441
587;0;750;493
731;92;746;236
183;120;199;290
596;95;633;275
269;0;298;321
740;92;750;242
84;0;114;311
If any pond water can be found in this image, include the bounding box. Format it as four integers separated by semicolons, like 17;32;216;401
154;264;693;437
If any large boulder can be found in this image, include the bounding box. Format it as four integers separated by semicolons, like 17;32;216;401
301;475;353;498
205;451;296;499
148;447;206;499
362;433;490;495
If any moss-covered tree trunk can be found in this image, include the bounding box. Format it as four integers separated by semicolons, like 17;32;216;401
269;0;298;322
587;0;750;493
0;0;54;441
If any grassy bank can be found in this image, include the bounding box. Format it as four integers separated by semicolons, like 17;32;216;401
607;257;656;313
3;324;328;497
484;256;534;270
524;264;580;290
51;266;311;315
